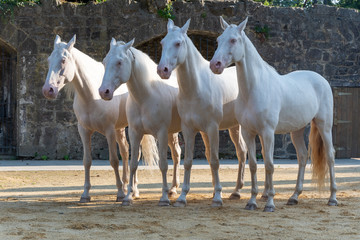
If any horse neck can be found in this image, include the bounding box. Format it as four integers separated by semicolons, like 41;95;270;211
176;37;206;97
71;48;103;103
236;35;268;100
126;50;153;103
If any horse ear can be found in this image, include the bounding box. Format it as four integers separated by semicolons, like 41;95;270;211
237;17;248;33
110;38;117;48
167;18;174;31
66;34;76;51
124;38;135;51
181;19;191;34
220;16;229;30
54;35;61;48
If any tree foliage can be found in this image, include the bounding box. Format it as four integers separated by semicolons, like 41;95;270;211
253;0;359;10
337;0;360;10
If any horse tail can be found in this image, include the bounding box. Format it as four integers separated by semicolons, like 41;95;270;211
309;120;328;189
140;135;159;167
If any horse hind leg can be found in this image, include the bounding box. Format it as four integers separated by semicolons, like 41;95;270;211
287;128;308;205
228;126;247;200
168;133;181;198
312;120;338;206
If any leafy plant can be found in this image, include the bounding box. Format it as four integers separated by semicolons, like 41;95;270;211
0;0;40;17
64;155;70;160
254;24;270;42
41;155;49;160
157;1;175;20
201;12;207;18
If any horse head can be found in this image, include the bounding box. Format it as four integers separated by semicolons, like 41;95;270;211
157;19;190;79
99;38;134;101
210;17;248;74
43;35;76;99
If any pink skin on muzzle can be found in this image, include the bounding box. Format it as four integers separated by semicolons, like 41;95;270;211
209;59;225;75
98;86;114;101
42;84;58;99
157;64;172;79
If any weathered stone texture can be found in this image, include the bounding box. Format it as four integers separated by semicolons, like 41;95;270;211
0;0;358;159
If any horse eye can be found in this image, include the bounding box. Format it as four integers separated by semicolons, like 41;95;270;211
61;58;66;64
175;42;181;47
117;61;122;66
230;39;236;44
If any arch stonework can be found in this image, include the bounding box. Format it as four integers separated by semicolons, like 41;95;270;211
0;0;358;159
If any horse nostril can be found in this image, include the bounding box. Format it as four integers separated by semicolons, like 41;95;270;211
216;62;221;68
49;87;54;93
105;89;110;94
164;67;168;73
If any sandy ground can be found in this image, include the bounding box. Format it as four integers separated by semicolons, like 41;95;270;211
0;165;359;240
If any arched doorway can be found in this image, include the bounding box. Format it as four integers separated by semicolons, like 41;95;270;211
0;42;17;157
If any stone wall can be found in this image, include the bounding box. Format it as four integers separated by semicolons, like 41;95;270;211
0;0;359;159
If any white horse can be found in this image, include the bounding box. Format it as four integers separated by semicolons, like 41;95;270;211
42;35;158;203
99;39;185;206
210;17;338;212
157;19;247;207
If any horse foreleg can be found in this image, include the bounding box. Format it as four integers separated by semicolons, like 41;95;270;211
122;128;142;206
116;128;129;192
174;125;196;207
168;132;181;197
78;124;93;203
157;129;170;206
207;123;223;207
259;130;276;212
107;129;125;202
228;126;247;200
287;128;307;205
242;129;258;210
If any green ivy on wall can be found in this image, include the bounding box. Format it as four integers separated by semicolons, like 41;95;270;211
0;0;40;17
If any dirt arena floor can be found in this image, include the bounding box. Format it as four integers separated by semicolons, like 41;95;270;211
0;164;359;240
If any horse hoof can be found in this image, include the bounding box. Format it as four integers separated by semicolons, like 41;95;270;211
264;206;275;212
328;199;338;206
132;193;140;199
229;192;240;200
116;196;124;202
260;195;268;201
286;198;298;205
158;200;171;207
211;200;223;207
245;203;257;210
79;197;91;203
122;200;133;206
173;200;187;207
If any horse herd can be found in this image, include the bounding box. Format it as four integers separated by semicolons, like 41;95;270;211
42;17;338;212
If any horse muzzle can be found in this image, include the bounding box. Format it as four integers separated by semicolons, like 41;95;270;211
209;59;225;75
99;87;114;101
42;85;58;99
157;65;172;79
